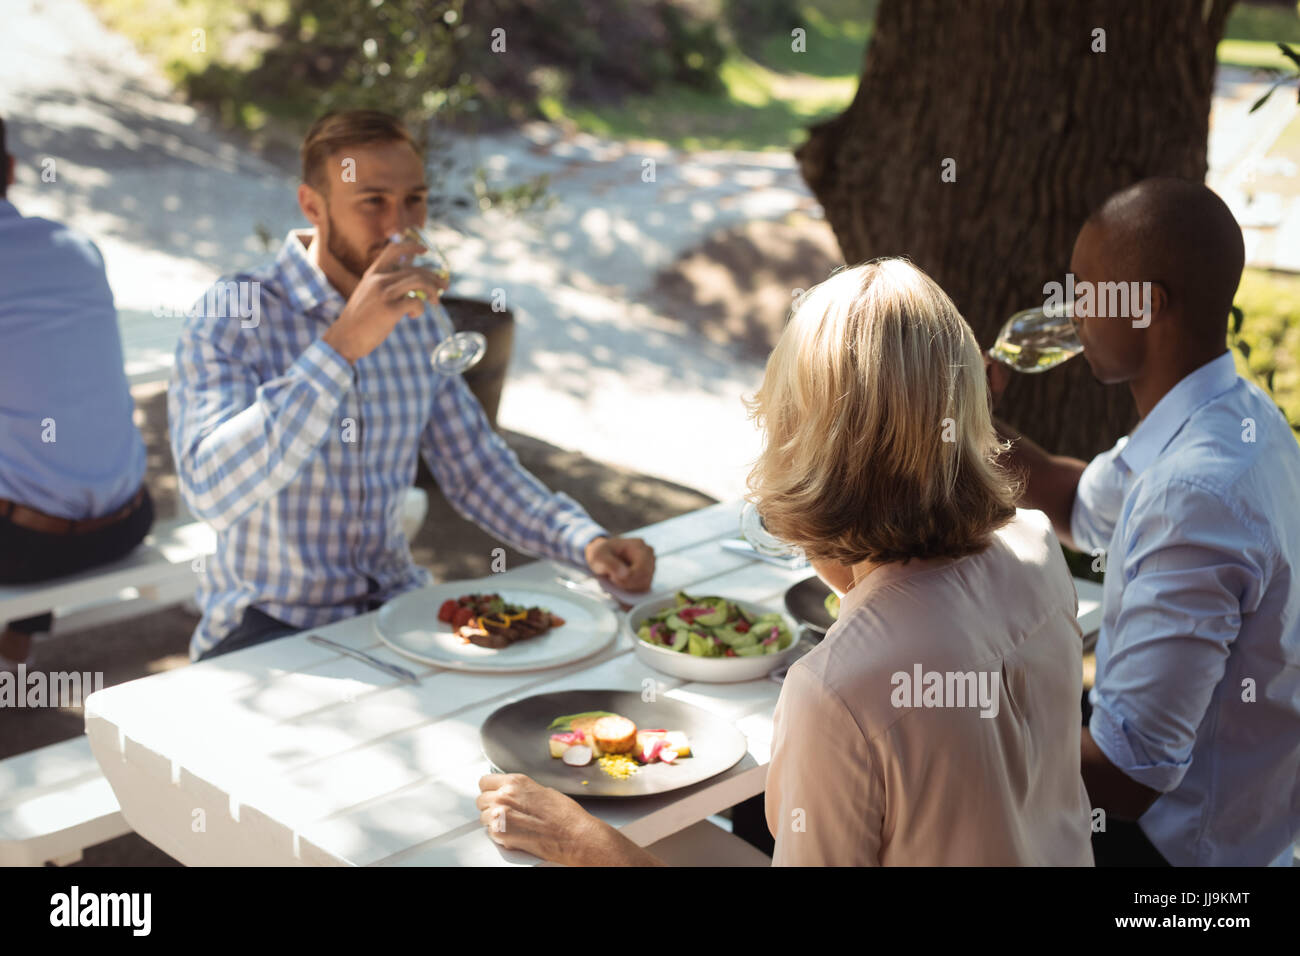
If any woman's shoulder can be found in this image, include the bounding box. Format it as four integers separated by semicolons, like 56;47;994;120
794;508;1076;723
993;507;1058;563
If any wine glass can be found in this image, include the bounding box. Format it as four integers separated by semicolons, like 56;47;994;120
987;300;1082;374
390;225;487;374
740;500;804;560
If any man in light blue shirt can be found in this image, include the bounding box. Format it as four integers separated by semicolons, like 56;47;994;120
995;178;1300;866
0;113;152;669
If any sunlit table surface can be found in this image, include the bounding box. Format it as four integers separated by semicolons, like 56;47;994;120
84;500;1103;866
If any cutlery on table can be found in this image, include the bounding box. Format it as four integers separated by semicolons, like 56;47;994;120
307;634;421;685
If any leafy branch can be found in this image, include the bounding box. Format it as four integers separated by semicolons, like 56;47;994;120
1248;42;1300;113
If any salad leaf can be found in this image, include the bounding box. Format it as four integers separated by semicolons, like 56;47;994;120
639;596;792;658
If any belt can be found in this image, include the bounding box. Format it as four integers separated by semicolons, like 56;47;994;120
0;486;147;536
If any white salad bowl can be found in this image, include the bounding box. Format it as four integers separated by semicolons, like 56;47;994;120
625;594;804;684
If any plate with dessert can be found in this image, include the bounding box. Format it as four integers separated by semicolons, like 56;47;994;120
480;689;749;797
374;579;618;672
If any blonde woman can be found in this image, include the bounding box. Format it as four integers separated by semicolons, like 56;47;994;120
477;259;1094;866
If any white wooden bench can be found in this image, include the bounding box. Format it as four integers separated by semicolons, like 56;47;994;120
0;488;427;636
0;736;128;866
0;518;216;636
0;490;428;866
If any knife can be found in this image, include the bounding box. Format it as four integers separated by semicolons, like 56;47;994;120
307;634;421;686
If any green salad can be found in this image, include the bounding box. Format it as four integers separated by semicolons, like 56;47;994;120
825;592;840;620
637;592;793;658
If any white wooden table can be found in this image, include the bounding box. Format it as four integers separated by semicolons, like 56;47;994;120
83;500;1104;866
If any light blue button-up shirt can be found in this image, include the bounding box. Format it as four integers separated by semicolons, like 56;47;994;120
169;229;609;660
1072;350;1300;866
0;199;146;519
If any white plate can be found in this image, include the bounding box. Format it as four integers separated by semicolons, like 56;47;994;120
375;581;618;673
626;594;803;684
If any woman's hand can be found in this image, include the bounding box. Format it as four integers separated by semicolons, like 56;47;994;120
476;773;664;866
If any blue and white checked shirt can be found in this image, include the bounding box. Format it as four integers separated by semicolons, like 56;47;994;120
1072;351;1300;866
169;229;609;660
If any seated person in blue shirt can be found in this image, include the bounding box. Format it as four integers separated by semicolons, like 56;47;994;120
992;178;1300;866
0;114;154;672
168;110;655;661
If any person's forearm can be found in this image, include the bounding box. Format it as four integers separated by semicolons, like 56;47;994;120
1081;727;1160;821
573;819;667;867
422;377;608;569
173;338;352;532
993;418;1086;550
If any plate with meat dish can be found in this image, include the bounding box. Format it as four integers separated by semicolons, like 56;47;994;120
373;579;618;672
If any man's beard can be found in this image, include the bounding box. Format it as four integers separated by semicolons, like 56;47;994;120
324;208;379;280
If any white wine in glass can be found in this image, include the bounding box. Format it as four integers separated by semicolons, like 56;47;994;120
390;226;487;375
740;501;804;560
988;301;1082;373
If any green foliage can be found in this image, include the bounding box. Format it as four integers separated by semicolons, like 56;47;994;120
1220;1;1300;71
1230;269;1300;437
1224;1;1300;43
1246;42;1300;112
471;169;556;215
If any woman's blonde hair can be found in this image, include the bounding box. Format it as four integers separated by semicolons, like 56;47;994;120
744;258;1018;566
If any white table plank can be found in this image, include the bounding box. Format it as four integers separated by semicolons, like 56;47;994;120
628;499;740;556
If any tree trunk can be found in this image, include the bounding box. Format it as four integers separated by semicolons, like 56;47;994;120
797;0;1235;459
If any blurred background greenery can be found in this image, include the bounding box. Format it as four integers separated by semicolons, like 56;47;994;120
88;0;1300;437
88;0;1300;149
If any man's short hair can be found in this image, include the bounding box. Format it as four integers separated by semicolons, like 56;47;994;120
300;109;421;194
744;259;1019;566
1085;178;1245;336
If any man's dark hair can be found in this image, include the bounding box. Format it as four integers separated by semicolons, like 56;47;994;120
0;114;8;200
1086;177;1245;337
300;110;421;195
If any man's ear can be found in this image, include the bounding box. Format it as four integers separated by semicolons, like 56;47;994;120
1149;280;1169;318
1132;280;1168;330
298;182;324;227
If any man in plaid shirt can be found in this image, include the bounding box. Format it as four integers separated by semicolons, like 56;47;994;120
169;110;655;661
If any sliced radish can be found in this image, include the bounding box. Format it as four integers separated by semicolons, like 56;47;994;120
659;749;678;763
563;744;592;766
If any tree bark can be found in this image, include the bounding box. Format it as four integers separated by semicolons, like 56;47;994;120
797;0;1235;458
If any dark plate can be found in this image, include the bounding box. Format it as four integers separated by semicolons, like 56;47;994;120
785;575;837;634
480;689;748;797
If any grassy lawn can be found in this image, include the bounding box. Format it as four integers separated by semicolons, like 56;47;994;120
538;1;872;151
1219;2;1300;70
